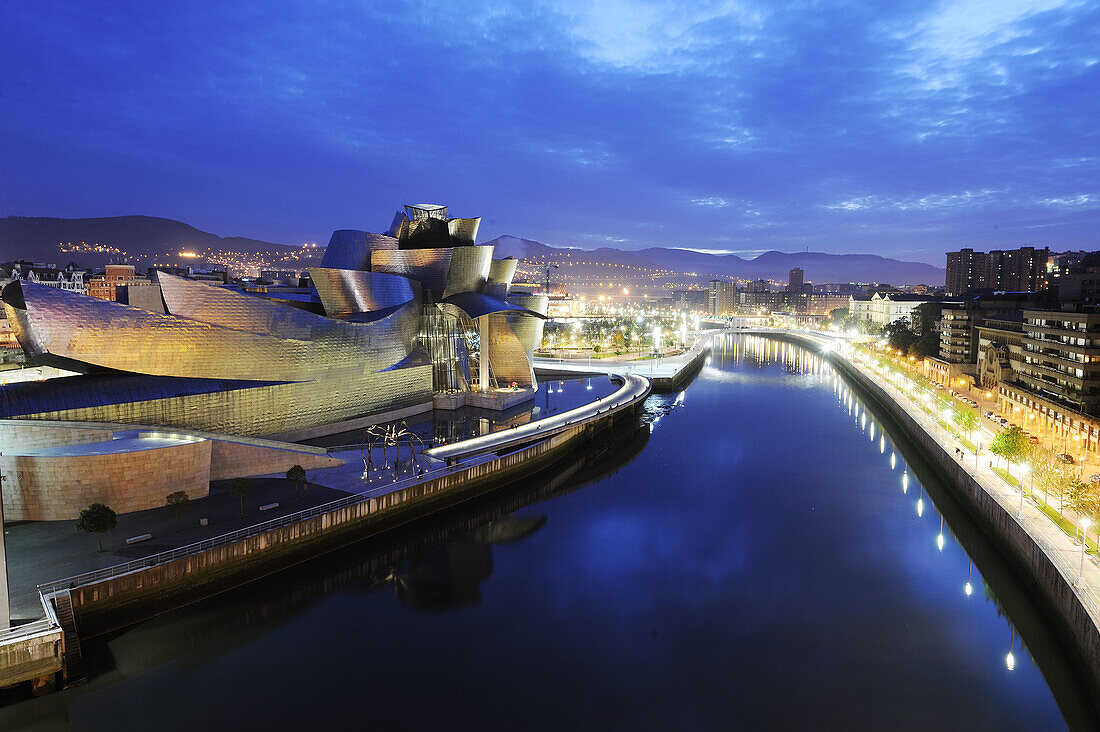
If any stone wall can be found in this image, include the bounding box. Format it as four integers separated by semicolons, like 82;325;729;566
769;331;1100;697
209;440;342;481
0;422;109;452
1;439;212;521
0;629;63;688
65;402;644;637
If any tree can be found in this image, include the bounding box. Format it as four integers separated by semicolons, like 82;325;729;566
884;318;918;354
990;426;1029;476
166;490;191;532
909;303;943;358
75;503;117;552
1031;447;1085;517
230;477;251;517
285;464;306;505
1067;476;1099;523
953;407;979;445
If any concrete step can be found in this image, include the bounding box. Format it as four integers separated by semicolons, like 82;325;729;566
51;592;86;687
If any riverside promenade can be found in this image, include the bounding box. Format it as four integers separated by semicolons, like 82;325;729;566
759;328;1100;689
0;372;652;693
534;328;724;391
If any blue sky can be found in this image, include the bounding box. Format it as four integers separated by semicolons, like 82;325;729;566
2;0;1098;264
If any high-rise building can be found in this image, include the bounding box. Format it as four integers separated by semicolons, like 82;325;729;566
787;268;804;293
945;247;1049;296
707;280;736;315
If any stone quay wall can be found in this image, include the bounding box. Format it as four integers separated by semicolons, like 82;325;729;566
65;404;642;637
0;628;63;690
769;330;1100;694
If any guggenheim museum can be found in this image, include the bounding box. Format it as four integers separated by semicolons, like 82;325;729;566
0;204;549;438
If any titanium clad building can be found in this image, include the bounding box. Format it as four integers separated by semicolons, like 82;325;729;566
0;204;545;437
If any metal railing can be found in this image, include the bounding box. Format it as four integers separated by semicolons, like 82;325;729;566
35;374;651;597
36;458;481;597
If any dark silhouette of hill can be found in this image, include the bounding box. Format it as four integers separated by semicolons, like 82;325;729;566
0;215;294;266
486;235;944;284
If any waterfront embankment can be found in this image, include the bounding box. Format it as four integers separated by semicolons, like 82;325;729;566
760;329;1100;701
0;372;649;694
534;328;721;391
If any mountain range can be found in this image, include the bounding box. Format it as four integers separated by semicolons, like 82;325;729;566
0;216;944;284
0;215;297;267
486;236;945;285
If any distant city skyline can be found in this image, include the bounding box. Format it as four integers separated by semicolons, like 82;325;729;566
3;1;1099;265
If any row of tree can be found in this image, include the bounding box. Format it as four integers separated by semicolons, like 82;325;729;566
989;426;1097;520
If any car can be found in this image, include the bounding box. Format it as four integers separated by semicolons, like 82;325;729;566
1058;453;1075;464
1028;435;1040;444
998;417;1009;425
984;411;995;419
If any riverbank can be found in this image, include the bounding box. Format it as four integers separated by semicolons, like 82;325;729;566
534;329;721;391
0;372;650;694
760;329;1100;705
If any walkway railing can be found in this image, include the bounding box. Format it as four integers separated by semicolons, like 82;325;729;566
35;459;477;597
0;594;61;644
36;372;650;598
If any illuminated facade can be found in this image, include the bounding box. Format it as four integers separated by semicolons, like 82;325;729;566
0;205;546;437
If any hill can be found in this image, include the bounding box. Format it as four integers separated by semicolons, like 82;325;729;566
0;215;297;267
486;236;944;285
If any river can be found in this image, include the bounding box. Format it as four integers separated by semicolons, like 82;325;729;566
0;334;1087;730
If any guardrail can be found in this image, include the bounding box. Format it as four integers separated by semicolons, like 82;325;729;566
36;457;485;597
35;374;649;597
0;592;60;644
424;373;650;461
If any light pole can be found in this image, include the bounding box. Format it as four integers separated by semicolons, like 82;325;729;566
1079;517;1092;581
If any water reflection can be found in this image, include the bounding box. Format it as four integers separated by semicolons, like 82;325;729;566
3;335;1094;729
306;375;620;449
732;334;1096;728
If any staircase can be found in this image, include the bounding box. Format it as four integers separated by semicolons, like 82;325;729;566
51;591;87;687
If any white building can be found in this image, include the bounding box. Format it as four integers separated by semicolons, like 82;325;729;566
849;292;933;327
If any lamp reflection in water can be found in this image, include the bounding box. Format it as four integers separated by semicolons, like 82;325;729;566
902;471;909;494
965;561;973;596
937;515;945;552
1007;628;1017;671
917;486;924;518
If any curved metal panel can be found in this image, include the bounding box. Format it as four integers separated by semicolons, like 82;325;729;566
443;246;493;299
386;210;407;237
158;273;326;339
488;257;518;289
4;279;421;383
488;313;534;387
320;230;398;271
371;249;453;298
441;292;542;320
309;268;419;316
506;295;549;357
448;217;481;245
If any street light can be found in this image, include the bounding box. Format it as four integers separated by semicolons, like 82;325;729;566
1080;517;1092;581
